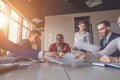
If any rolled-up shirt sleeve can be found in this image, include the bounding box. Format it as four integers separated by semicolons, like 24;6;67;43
98;38;119;56
88;38;120;62
38;51;44;61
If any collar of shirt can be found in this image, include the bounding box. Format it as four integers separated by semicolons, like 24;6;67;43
104;31;112;43
77;31;87;37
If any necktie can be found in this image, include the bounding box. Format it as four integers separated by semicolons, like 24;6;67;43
103;37;107;47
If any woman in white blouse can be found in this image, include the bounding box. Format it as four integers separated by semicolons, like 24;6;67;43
74;21;90;50
74;16;120;63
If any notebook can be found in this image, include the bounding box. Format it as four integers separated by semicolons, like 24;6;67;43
92;62;120;69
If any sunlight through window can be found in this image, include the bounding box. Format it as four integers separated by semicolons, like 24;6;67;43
8;19;19;43
22;27;29;39
0;0;7;12
11;9;19;22
0;13;7;29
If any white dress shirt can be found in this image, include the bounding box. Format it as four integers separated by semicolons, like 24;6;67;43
89;37;120;61
38;51;44;61
74;31;90;49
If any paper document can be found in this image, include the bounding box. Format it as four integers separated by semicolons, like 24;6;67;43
0;63;18;71
47;53;85;64
71;48;85;54
0;56;37;64
15;60;38;66
92;62;120;69
77;42;100;52
92;62;105;67
0;60;38;71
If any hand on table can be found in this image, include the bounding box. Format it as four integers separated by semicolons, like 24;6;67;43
74;52;89;59
100;55;119;63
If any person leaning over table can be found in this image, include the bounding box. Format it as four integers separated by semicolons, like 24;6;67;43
7;30;41;57
74;16;120;63
0;30;60;61
18;30;41;49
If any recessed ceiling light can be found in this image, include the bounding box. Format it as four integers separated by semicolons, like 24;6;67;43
85;0;102;8
31;18;42;23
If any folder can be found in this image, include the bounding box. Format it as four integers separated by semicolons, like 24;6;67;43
92;62;120;69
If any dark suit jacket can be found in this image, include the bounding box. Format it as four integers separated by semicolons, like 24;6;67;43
100;32;120;57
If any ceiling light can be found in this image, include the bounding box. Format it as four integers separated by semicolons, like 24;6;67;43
31;18;42;24
85;0;102;8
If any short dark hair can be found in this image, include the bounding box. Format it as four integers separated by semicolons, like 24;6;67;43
29;30;41;37
56;34;64;39
78;20;87;26
97;20;111;27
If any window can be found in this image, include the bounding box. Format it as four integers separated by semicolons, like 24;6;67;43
23;20;28;27
0;12;7;30
0;1;36;55
8;9;21;43
0;0;7;13
8;19;20;43
0;1;35;43
0;1;7;31
10;9;19;22
22;19;31;39
22;27;29;39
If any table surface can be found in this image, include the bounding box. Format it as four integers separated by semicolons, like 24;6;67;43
0;62;120;80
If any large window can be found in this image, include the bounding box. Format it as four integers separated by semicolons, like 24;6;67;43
22;19;32;39
0;0;7;31
0;0;7;13
8;19;20;43
0;12;7;30
8;10;20;43
0;0;36;55
22;27;29;39
11;9;19;22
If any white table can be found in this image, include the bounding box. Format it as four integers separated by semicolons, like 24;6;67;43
0;62;120;80
64;62;120;80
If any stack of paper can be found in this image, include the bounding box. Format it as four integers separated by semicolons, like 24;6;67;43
47;53;85;64
92;62;120;69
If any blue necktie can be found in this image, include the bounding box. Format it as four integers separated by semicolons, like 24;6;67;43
103;37;107;47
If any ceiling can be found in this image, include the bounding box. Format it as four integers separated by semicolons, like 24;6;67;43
6;0;120;28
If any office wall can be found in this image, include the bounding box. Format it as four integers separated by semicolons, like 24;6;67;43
44;9;120;50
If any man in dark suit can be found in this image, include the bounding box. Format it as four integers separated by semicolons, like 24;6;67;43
97;20;120;57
